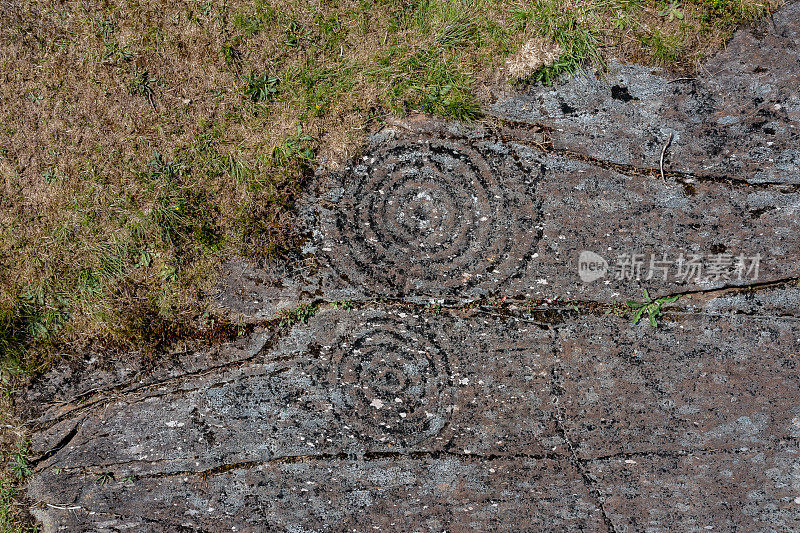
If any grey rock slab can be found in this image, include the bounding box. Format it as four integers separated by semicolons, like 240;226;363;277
23;3;800;530
20;328;272;426
229;118;800;308
28;457;606;533
680;282;800;318
311;121;800;301
214;258;320;321
26;309;564;476
309;123;541;301
23;286;800;530
587;447;800;532
514;148;800;301
554;312;800;459
491;1;800;184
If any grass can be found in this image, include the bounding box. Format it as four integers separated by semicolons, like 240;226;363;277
0;0;780;527
244;72;281;102
0;478;31;532
625;290;682;327
277;303;319;327
0;388;32;531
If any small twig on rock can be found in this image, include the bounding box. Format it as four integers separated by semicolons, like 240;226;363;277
46;503;82;511
660;132;674;182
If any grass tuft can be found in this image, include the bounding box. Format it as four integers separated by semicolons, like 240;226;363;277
233;0;277;37
1;291;68;369
513;0;603;85
244;73;280;102
640;29;685;65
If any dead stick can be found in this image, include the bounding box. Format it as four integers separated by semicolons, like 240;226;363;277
660;132;674;182
46;504;82;510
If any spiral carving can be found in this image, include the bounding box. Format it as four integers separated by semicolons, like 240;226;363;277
326;317;454;447
320;136;540;295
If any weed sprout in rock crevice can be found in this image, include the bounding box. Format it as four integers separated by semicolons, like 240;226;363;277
277;303;319;327
626;290;681;327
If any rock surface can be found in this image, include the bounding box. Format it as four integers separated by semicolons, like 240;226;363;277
22;2;800;532
22;290;800;532
492;1;800;185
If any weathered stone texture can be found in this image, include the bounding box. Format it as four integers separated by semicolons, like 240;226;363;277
492;2;800;185
24;287;800;531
